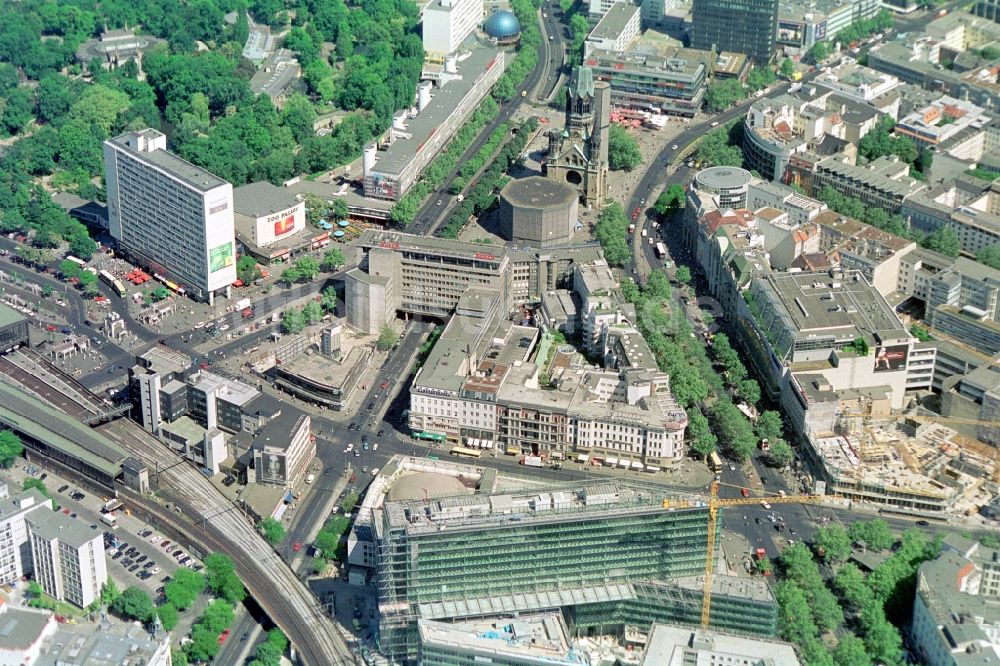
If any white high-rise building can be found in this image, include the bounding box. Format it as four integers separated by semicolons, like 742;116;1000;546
0;487;52;586
423;0;484;57
28;512;107;609
104;128;237;304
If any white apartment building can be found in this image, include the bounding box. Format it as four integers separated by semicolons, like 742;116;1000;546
585;3;641;56
104;128;237;304
0;488;52;586
28;512;107;609
422;0;484;57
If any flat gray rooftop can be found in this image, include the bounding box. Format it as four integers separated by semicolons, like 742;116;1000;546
109;130;227;192
367;40;502;179
501;176;577;209
0;381;126;478
358;229;510;265
761;271;908;340
29;509;100;547
589;2;639;40
234;181;299;218
0;302;25;329
695;166;754;191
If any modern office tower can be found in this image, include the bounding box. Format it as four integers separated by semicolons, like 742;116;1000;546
28;511;108;608
375;480;714;660
691;0;778;64
422;0;485;58
546;67;611;209
0;487;53;585
104;129;237;304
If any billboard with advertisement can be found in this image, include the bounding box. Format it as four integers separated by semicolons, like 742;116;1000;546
814;19;828;42
777;20;805;46
273;213;295;237
873;345;908;373
209;242;234;273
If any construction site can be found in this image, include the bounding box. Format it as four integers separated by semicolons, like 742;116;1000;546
805;416;999;518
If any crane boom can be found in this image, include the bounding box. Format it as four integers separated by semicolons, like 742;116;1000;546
699;482;826;629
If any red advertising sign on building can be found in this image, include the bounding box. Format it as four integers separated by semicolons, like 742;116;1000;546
474;252;496;261
274;214;295;236
380;242;400;250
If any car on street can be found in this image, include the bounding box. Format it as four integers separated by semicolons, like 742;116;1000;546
371;467;380;476
372;443;378;451
292;543;301;552
761;501;772;510
916;520;930;526
363;442;369;451
740;488;750;497
377;429;384;437
160;540;171;549
241;632;250;642
363;466;368;473
348;423;358;431
137;555;147;563
128;564;140;573
57;485;69;493
195;321;205;329
380;381;389;389
152;566;161;574
218;630;230;645
113;551;123;560
436;199;442;206
672;144;678;150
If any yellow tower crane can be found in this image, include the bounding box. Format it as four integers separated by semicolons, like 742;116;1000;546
697;481;827;629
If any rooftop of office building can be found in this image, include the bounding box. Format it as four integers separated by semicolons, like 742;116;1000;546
254;409;308;452
413;311;521;395
816;154;927;199
43;619;169;665
757;270;909;341
917;546;1000;645
358;228;509;265
28;509;100;547
109;129;228;192
642;623;801;665
187;369;260;406
276;344;372;391
383;478;708;534
588;44;712;81
136;345;193;376
367;39;502;179
418;613;580;664
0;604;53;654
233;181;301;218
575;258;619;296
588;2;640;41
0;488;50;521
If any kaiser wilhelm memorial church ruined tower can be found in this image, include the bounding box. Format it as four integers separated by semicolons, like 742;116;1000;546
545;66;610;210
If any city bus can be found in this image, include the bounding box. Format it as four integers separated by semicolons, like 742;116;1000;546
708;451;723;473
449;446;482;459
65;255;87;268
655;242;667;259
99;270;127;298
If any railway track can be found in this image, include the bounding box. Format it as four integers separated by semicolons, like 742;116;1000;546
0;351;355;665
99;418;356;665
0;350;105;418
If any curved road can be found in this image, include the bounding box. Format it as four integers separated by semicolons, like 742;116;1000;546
409;3;565;236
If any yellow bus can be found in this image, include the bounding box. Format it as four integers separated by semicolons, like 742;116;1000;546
708;451;723;473
449;446;482;459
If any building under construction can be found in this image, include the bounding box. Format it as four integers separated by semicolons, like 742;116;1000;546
803;417;999;517
373;479;777;662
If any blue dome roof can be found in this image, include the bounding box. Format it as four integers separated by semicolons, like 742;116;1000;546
484;11;520;39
